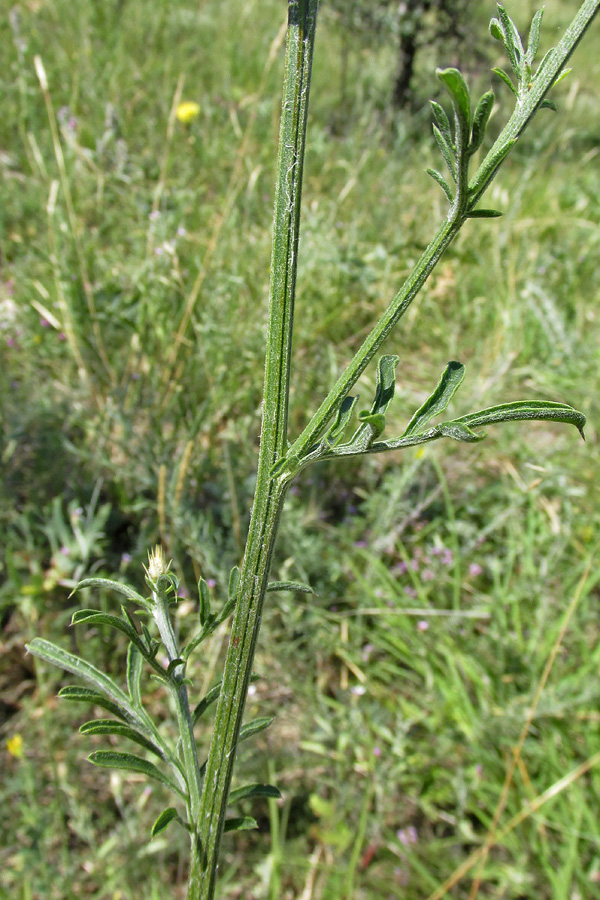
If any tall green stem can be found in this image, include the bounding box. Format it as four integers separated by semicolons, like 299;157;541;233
190;3;319;897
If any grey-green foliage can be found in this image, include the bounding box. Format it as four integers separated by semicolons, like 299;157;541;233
27;4;596;899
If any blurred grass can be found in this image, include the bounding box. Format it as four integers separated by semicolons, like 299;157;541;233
1;0;600;898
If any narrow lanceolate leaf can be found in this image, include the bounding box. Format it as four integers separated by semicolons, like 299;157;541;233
348;355;399;449
553;67;572;86
466;208;503;218
437;421;485;443
70;609;146;654
451;400;586;437
433;125;457;179
492;67;518;96
497;5;525;79
526;8;544;67
191;674;262;728
470;91;495;154
325;395;358;446
426;168;454;202
59;686;133;724
198;578;211;627
430;100;453;147
151;807;184;837
126;643;143;708
540;99;558;112
27;639;138;719
88;751;187;799
80;719;165;759
436;67;471;129
228;783;282;805
228;565;240;601
224;816;258;833
535;48;556;81
71;578;152;612
239;717;274;743
166;657;185;677
266;581;315;594
489;17;503;42
403;361;465;437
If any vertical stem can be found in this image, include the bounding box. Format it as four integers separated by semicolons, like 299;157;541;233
191;3;319;898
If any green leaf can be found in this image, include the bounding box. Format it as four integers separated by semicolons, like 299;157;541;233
224;816;258;833
166;657;185;677
497;5;524;78
492;67;518;97
540;99;558;111
191;674;261;728
402;361;465;437
325;395;358;446
126;643;143;708
452;400;586;437
71;578;152;612
198;578;211;627
553;67;572;87
489;17;503;41
526;8;544;67
80;719;164;758
536;48;557;80
426;168;454;202
88;750;186;799
70;609;146;654
58;685;133;723
470;91;494;154
356;411;385;439
27;638;140;721
466;209;503;218
239;717;274;743
429;100;452;147
437;421;485;443
432;124;457;180
229;783;282;805
266;581;315;594
192;682;222;727
151;807;186;837
228;565;240;603
436;68;471;129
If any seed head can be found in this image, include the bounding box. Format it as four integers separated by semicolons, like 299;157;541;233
145;545;171;581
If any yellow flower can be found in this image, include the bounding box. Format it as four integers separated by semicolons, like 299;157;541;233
7;733;23;758
176;101;200;124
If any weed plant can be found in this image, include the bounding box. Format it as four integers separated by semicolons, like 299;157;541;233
2;1;600;898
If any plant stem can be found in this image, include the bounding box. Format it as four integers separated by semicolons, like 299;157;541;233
285;0;600;468
191;3;319;897
153;579;203;825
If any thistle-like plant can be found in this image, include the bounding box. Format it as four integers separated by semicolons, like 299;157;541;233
27;3;597;898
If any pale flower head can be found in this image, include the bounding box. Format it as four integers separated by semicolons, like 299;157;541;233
176;101;200;124
145;545;171;580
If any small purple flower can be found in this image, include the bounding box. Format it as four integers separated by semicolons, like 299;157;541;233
441;549;454;566
417;620;429;631
60;546;70;556
6;337;16;347
206;578;216;589
397;829;410;847
422;568;435;582
58;332;66;341
361;643;374;661
393;561;408;575
469;562;483;577
404;586;417;599
410;558;419;572
121;552;133;564
354;540;368;549
407;826;418;844
149;210;160;221
40;317;50;328
373;746;381;757
177;225;187;237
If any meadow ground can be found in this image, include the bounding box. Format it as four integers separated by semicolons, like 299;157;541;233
1;1;600;898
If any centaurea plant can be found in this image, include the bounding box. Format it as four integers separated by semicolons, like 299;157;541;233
28;2;598;898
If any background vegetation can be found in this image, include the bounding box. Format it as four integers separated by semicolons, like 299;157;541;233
1;0;599;897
